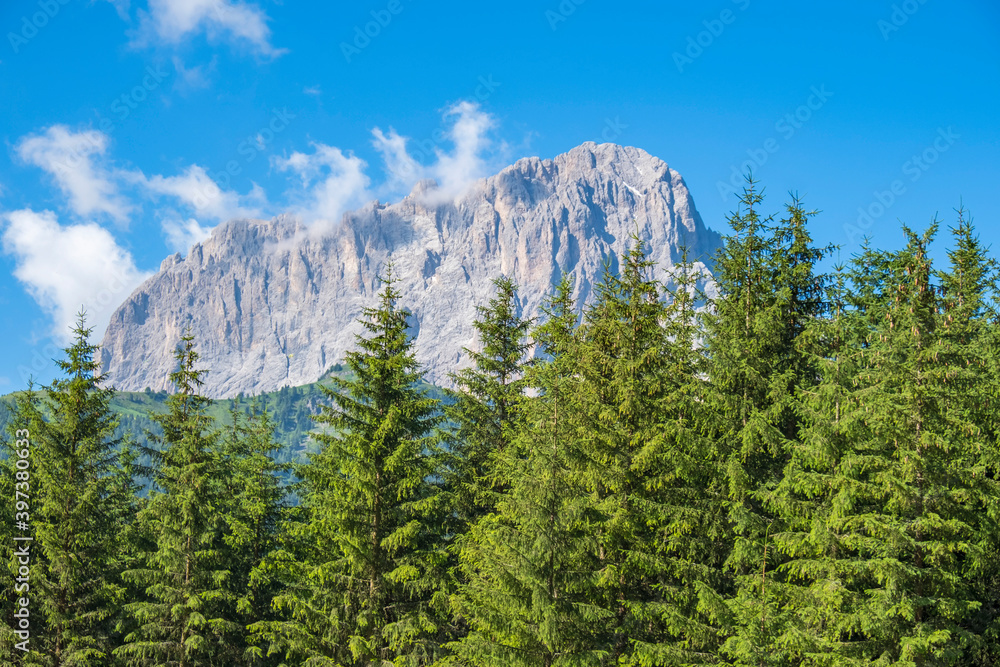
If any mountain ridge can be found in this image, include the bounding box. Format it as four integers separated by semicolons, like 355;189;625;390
100;142;722;398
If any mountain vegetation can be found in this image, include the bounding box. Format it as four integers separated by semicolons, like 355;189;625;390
2;184;998;665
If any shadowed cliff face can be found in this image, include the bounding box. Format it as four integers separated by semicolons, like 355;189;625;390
100;142;722;398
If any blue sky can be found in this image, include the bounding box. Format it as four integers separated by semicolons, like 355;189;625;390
0;0;997;390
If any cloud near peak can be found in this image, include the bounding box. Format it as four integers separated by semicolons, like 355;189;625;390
1;209;151;343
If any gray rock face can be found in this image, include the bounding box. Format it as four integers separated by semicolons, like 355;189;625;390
100;142;722;398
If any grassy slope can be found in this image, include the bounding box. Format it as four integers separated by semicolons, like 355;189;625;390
0;364;451;477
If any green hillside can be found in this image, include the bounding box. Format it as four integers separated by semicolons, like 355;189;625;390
0;363;451;478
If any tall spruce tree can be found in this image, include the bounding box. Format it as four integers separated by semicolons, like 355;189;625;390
568;236;705;663
445;276;533;527
701;181;827;666
252;266;447;666
769;263;872;664
221;403;291;666
2;314;134;666
448;275;608;666
772;222;991;665
116;333;239;666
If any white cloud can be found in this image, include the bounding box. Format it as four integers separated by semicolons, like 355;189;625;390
273;144;371;235
372;127;425;193
127;164;263;221
172;55;215;91
430;101;498;200
162;217;214;253
1;209;152;343
371;101;502;203
134;0;285;57
303;85;322;97
16;126;132;225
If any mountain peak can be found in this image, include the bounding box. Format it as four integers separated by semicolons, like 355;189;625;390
100;143;721;397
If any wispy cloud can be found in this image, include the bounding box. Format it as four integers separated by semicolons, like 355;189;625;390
172;55;216;92
1;209;151;342
126;164;263;221
162;217;214;253
16;125;132;225
122;0;285;57
272;144;371;235
372;101;503;203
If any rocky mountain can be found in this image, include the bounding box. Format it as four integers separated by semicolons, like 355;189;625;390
100;142;723;398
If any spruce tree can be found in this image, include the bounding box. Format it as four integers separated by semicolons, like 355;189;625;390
253;266;447;666
221;403;291;666
449;275;607;666
446;276;533;527
116;333;239;666
568;236;716;663
701;182;827;666
2;314;134;666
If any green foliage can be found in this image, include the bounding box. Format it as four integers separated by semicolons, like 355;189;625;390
446;276;533;526
254;266;448;666
0;188;996;666
0;313;136;666
449;275;609;666
115;332;241;666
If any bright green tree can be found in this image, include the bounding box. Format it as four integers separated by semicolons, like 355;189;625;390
253;266;447;666
701;182;828;666
448;275;608;666
445;275;533;527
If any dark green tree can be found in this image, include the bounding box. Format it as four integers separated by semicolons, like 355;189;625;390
253;266;447;666
221;403;291;666
1;314;134;666
116;333;239;666
445;276;533;527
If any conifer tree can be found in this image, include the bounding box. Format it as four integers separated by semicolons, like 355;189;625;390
701;181;827;665
449;276;608;666
116;332;239;666
446;276;533;526
221;403;291;666
769;263;872;664
2;314;134;666
569;236;711;663
253;266;447;666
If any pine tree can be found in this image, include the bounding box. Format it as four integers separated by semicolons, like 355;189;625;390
221;403;291;666
445;276;533;527
448;275;608;666
1;314;134;666
116;332;239;666
629;247;729;665
564;235;720;663
253;266;447;666
701;182;827;666
770;263;872;664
